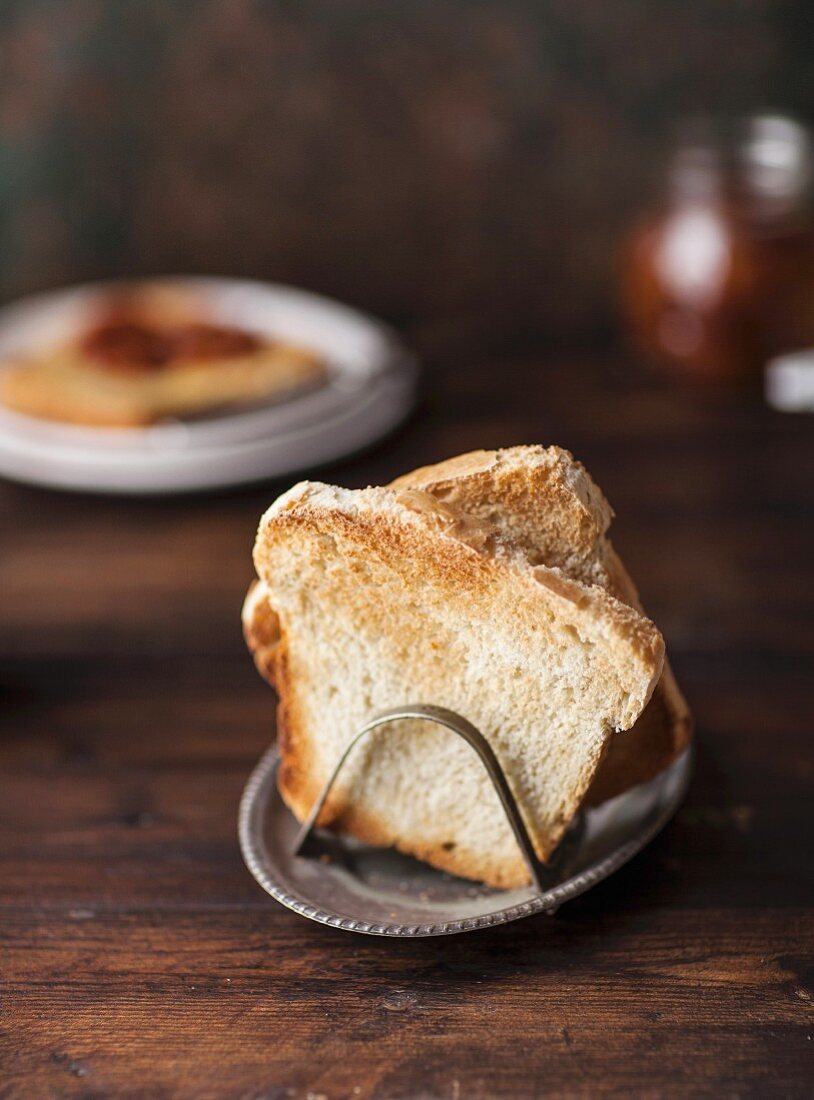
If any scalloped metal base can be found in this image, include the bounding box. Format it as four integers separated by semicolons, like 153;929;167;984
238;746;693;937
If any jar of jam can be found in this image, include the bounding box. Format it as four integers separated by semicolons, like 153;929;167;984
621;116;814;385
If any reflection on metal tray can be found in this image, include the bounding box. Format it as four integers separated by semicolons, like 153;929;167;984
239;705;693;938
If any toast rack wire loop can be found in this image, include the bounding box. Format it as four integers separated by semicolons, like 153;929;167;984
292;703;550;893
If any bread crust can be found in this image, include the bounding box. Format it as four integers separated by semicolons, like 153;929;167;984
585;662;692;805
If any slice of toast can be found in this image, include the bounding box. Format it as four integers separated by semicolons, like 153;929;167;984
390;446;693;804
0;284;325;427
243;446;692;812
248;476;664;888
0;339;324;427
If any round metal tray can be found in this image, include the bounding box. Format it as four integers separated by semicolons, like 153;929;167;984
239;738;693;938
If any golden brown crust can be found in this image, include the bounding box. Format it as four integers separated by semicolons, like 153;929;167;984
0;367;148;427
241;580;282;683
584;548;692;796
270;636;316;814
585;666;692;805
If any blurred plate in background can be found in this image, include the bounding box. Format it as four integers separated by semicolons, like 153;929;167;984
0;278;417;494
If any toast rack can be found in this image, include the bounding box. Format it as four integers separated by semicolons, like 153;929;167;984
239;704;692;937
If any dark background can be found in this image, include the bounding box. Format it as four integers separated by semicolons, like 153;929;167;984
2;5;814;1097
1;0;813;336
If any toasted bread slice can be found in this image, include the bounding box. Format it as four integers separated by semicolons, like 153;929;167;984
249;478;664;888
390;446;693;802
0;284;325;427
1;341;324;427
244;447;691;810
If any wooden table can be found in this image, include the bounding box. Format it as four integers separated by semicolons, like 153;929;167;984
2;335;812;1098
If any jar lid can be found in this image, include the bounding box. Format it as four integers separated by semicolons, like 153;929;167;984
766;349;814;412
740;115;812;207
669;114;812;215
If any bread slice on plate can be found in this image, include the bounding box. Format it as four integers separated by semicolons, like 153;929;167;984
0;284;325;427
246;455;666;889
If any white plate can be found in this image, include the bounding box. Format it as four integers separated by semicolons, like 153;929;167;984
0;278;418;494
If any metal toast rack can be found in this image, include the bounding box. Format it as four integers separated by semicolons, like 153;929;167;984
239;704;692;937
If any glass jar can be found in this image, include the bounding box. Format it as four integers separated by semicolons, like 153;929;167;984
621;116;814;385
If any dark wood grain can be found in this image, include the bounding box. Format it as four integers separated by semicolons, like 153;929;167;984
1;335;813;1098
